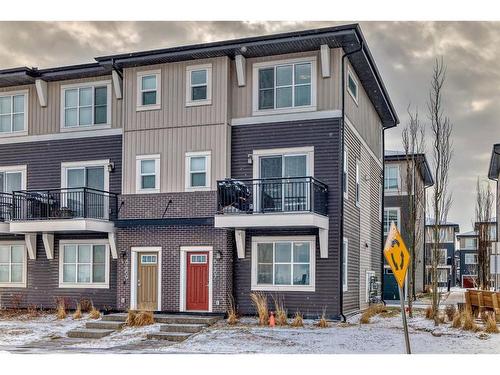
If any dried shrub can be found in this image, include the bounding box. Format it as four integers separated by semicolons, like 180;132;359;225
127;310;154;327
73;303;82;320
360;309;372;324
89;305;101;320
445;305;456;322
250;292;268;326
485;313;499;334
11;294;24;310
272;296;288;326
226;294;238;325
316;308;330;328
79;299;92;313
425;306;434;320
462;310;479;332
360;304;388;324
27;304;42;318
452;311;462;328
56;300;67;320
291;311;304;327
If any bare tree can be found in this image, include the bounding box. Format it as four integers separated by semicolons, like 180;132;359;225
401;106;425;318
428;58;453;326
474;178;493;290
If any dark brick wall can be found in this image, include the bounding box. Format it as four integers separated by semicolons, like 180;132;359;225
116;225;233;313
118;191;216;219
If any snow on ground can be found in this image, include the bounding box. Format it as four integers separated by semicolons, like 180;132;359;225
2;310;500;353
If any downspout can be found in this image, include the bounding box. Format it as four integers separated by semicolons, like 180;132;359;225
380;127;387;305
340;41;363;322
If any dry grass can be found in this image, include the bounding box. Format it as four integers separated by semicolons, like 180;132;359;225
360;304;388;324
89;305;101;320
272;296;288;326
462;310;479;332
452;311;462;328
79;299;92;313
445;305;456;322
316;309;330;328
485;313;499;334
250;292;269;326
72;303;82;320
291;311;304;327
425;305;434;320
126;310;154;326
226;294;238;325
56;300;67;320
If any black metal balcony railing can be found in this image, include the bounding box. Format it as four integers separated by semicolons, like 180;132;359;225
11;188;118;221
217;177;328;216
0;192;12;222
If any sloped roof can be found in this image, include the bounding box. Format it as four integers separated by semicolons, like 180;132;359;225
385;150;433;187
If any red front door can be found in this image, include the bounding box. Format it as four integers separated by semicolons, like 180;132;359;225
186;252;209;311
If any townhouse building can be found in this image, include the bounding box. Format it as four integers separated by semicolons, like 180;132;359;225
425;220;459;288
382;151;433;300
456;230;478;288
0;24;398;318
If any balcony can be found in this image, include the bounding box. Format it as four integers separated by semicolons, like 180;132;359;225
215;177;329;258
0;192;12;233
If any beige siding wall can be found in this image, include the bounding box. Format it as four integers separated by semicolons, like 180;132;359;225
122;56;229;131
230;49;342;119
0;76;121;136
122;124;231;194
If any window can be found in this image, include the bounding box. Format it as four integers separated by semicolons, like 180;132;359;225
355;160;361;207
347;68;358;104
59;242;109;288
384;208;400;234
384;164;399;191
343;238;348;292
141;255;157;264
253;58;316;114
465;253;478;265
186;64;212;106
62;82;111;128
190;254;207;264
343;146;348;199
0;244;26;287
185;151;211;191
251;237;315;291
0;166;26;193
136;155;160;193
137;70;161;110
0;91;27;134
464;238;477;249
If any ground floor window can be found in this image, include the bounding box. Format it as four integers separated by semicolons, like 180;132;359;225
251;236;315;292
0;243;26;287
59;241;109;288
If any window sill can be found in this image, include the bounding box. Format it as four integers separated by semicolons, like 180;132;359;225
58;283;109;289
251;284;315;292
0;130;28;138
252;105;317;117
135;188;160;194
0;282;26;288
60;124;112;132
185;186;211;192
136;104;161;112
186;99;212;107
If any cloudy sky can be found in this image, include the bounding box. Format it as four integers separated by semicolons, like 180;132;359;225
0;21;496;232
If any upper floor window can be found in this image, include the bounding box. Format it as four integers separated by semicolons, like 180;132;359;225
384;164;400;191
464;238;477;249
0;91;27;134
185;151;211;191
0;166;26;193
137;70;161;111
465;253;478;265
253;58;316;114
62;82;111;129
136;154;160;193
347;68;358;104
355;160;361;207
384;208;400;235
186;64;212;106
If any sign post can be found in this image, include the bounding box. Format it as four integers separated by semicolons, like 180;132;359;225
383;222;411;354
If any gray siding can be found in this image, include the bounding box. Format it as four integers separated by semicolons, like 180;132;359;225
231;117;341;318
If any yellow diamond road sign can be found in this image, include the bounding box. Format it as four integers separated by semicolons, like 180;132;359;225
384;222;410;289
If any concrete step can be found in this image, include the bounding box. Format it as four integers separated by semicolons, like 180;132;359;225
154;315;220;325
86;321;125;330
67;328;114;339
160;323;206;333
147;332;192;342
101;313;128;322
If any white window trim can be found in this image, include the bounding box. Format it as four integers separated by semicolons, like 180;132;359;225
343;237;348;292
186;63;212;107
60;160;110;192
0;89;28;137
130;246;162;311
60;80;112;131
384;164;400;193
355;159;361;208
343;146;348;200
135;154;160;194
185;151;211;191
136;70;161;111
346;67;359;105
179;246;213;312
251;236;316;292
0;241;27;288
58;239;110;289
252;56;317;116
0;165;27;191
252;146;314;180
384;207;401;235
465;253;478;265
